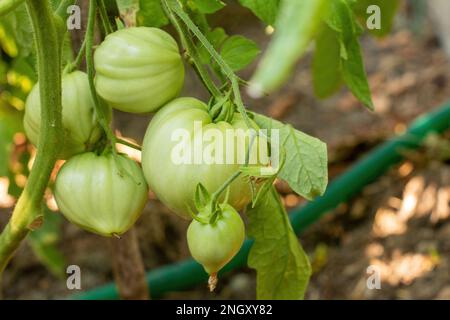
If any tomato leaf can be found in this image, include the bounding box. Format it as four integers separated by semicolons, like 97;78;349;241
247;187;311;299
341;34;373;110
191;0;225;14
0;2;33;58
137;0;169;28
252;113;328;200
238;0;280;26
332;0;374;110
249;0;329;96
220;35;260;72
312;24;342;98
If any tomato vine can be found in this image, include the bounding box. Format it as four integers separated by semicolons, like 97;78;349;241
0;0;63;273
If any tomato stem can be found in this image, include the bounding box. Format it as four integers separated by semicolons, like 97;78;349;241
166;0;260;133
161;0;221;99
85;0;116;154
211;171;241;205
116;138;142;151
63;36;87;74
97;0;113;35
0;0;63;274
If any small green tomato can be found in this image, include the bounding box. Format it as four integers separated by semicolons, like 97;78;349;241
187;204;245;278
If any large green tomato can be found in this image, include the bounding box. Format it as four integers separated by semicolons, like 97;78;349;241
94;27;184;113
187;204;245;274
54;152;148;237
24;71;104;159
142;97;267;219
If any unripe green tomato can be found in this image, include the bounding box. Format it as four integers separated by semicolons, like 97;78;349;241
187;204;245;274
141;97;267;219
24;71;104;159
94;27;185;113
54;152;148;237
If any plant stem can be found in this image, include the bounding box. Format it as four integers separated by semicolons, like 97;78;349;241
97;0;113;35
167;0;257;131
161;0;221;99
168;0;233;78
211;171;241;203
85;0;116;149
0;0;63;273
0;0;24;16
109;227;149;300
64;35;87;74
116;138;142;151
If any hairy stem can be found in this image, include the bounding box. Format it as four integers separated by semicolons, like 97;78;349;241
97;0;113;35
167;0;257;131
0;0;63;274
116;138;142;151
161;0;221;98
64;35;86;74
85;0;116;148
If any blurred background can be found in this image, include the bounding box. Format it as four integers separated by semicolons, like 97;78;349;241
1;0;450;299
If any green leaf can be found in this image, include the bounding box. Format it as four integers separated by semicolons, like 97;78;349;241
220;35;260;72
353;0;400;37
0;2;33;58
313;24;342;98
194;183;211;211
251;175;276;207
341;34;373;110
0;106;22;177
137;0;169;27
247;187;311;299
249;0;329;96
191;0;225;14
238;0;280;25
252;113;328;200
332;0;373;110
28;206;66;278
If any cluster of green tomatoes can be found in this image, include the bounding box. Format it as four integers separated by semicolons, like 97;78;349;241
23;27;267;287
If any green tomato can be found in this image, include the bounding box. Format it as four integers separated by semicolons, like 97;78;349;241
187;204;245;274
142;97;267;219
94;27;185;113
24;71;104;159
54;152;148;237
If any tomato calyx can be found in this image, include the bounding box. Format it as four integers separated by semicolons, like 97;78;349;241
190;183;221;224
207;91;236;123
